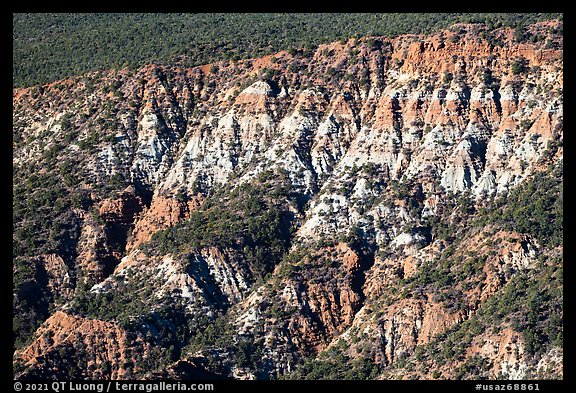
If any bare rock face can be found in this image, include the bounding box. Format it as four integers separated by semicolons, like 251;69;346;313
536;347;563;379
98;188;145;229
479;231;538;303
76;189;145;284
13;311;156;379
75;214;114;284
383;300;463;361
329;297;466;369
36;254;74;303
469;328;528;379
293;244;364;338
227;242;368;376
100;246;251;315
235;81;275;112
126;194;203;252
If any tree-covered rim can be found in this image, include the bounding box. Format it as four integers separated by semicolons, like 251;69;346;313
13;13;562;88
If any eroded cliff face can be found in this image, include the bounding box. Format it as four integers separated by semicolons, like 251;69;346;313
13;22;562;203
14;311;159;380
126;194;203;252
13;20;563;380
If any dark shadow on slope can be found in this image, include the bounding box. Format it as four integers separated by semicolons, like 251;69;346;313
171;359;233;380
492;85;502;115
346;227;377;305
186;253;230;310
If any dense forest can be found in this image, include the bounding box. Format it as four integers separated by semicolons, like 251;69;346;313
13;12;562;88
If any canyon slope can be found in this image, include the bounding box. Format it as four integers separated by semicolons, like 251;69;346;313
13;20;563;380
